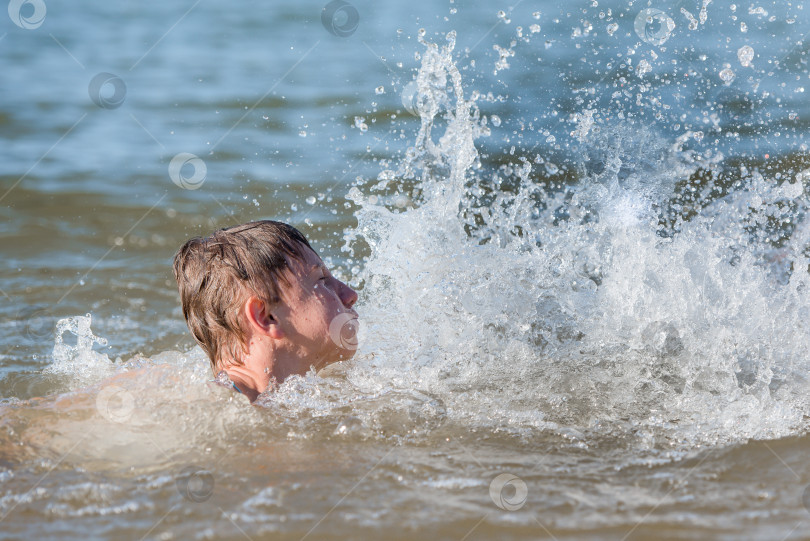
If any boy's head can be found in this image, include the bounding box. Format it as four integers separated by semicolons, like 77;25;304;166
172;220;358;398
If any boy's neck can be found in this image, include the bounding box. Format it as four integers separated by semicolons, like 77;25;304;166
223;364;263;402
223;348;317;402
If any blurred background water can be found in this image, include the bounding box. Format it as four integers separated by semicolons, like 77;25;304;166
3;0;810;539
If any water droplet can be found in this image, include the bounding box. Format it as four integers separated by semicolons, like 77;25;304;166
636;59;652;76
681;8;699;30
375;86;385;95
490;115;501;127
737;45;754;67
719;67;735;83
532;11;540;19
606;22;618;35
354;116;369;132
306;196;316;205
299;130;307;137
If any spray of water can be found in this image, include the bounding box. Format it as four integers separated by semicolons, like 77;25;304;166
338;32;810;450
31;32;810;454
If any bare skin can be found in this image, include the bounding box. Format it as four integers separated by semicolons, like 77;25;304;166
223;246;358;402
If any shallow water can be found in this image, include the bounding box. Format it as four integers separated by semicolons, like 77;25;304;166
4;0;810;539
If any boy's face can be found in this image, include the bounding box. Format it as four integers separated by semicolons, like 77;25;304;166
271;245;359;371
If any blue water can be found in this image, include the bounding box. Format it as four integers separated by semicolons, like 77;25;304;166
4;1;806;197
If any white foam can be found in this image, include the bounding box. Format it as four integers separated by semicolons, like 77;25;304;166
336;34;810;449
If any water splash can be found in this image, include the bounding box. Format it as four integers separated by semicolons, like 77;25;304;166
337;35;810;450
44;314;114;386
31;31;810;453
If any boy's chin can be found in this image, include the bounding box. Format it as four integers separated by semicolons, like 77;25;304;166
313;348;356;371
323;346;357;366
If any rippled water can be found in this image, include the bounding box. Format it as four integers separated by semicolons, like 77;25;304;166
4;0;810;539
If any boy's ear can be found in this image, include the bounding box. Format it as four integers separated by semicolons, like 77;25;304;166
244;296;284;340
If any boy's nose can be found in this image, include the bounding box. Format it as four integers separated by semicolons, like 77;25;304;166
340;281;358;309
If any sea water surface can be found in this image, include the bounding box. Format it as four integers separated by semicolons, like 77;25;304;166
3;0;810;539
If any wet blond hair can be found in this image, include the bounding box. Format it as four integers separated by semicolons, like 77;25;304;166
172;220;312;372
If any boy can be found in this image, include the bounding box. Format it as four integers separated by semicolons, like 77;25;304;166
172;220;359;402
